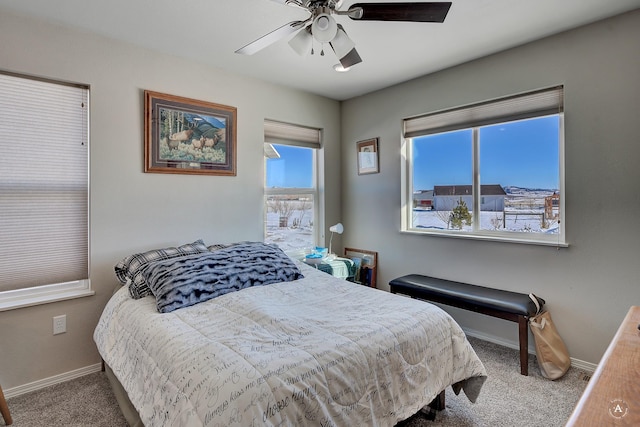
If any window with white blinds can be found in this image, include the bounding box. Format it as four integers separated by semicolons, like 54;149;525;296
0;72;92;310
401;86;566;246
264;119;322;252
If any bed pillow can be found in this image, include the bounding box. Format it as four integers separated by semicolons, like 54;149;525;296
207;242;239;252
141;242;304;313
114;239;209;299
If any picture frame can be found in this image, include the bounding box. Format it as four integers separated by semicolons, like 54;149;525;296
144;90;237;176
344;247;378;288
356;138;379;175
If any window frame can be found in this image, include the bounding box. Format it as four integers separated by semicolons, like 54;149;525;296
263;120;323;251
401;87;567;247
0;71;92;311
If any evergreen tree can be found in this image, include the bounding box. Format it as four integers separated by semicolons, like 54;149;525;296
450;197;472;229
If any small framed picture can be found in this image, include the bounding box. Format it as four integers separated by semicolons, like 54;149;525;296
344;247;377;287
356;138;379;175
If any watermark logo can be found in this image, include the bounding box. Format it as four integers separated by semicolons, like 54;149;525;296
608;399;629;419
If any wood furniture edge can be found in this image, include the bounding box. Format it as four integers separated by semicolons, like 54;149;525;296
565;306;639;426
0;384;12;425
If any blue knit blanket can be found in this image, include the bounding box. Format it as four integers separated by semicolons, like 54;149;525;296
141;242;303;313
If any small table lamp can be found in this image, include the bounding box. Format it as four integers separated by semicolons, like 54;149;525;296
328;222;344;257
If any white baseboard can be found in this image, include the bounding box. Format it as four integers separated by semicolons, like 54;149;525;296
463;327;597;373
4;363;102;399
568;358;598;373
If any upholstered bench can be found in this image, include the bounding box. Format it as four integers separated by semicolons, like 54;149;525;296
389;274;544;375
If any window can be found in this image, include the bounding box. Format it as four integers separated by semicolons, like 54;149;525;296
264;120;322;252
402;86;565;246
0;72;92;311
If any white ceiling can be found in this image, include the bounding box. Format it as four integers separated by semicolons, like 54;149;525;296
2;0;639;100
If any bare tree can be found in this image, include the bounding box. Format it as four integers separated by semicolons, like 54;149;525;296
490;214;503;230
434;209;452;229
267;196;297;228
295;198;310;228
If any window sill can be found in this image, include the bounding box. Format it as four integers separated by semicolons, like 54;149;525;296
401;229;569;247
0;280;94;312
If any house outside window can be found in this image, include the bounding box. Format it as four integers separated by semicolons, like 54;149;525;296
264;120;322;252
401;86;565;246
0;72;92;311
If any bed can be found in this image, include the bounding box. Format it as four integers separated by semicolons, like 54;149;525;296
94;241;487;426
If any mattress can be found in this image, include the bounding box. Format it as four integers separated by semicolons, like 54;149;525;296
94;261;486;426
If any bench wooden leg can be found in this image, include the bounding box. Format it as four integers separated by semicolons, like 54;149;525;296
0;384;13;426
518;315;529;376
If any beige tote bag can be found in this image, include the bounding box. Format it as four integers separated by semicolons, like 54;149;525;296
529;294;571;380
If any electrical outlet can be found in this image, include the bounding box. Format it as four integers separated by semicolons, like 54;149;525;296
53;315;67;335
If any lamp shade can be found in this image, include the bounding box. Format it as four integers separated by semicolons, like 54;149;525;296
312;13;338;43
288;26;312;56
330;25;355;58
330;25;362;69
329;223;344;234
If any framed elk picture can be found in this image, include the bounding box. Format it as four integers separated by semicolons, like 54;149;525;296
144;90;237;176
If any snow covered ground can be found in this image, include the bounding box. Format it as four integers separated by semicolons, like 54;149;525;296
265;209;315;252
414;186;560;234
265;188;560;250
412;210;559;234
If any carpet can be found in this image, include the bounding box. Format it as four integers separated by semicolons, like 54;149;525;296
5;337;588;426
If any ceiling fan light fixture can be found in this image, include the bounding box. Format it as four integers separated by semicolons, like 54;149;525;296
288;26;312;56
311;13;337;43
330;24;355;58
333;63;350;72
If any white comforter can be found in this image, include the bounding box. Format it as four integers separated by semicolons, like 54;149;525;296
94;262;486;427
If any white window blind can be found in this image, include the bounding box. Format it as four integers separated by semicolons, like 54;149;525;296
264;119;322;149
0;72;89;293
404;86;564;138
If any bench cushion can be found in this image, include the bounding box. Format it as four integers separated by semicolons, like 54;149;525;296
389;274;542;317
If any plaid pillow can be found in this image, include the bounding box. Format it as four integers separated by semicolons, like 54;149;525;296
114;239;209;299
207;243;237;252
206;241;257;252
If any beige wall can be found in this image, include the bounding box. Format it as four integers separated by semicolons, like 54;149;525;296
341;10;640;366
0;9;341;390
1;5;638;392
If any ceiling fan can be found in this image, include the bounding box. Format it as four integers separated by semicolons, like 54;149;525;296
235;1;452;70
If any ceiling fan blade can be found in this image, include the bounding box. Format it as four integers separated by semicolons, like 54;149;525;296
268;0;309;10
348;2;452;22
337;47;362;69
235;21;307;55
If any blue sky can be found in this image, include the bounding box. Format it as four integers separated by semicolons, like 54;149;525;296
266;144;313;188
412;115;560;191
266;116;560;190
